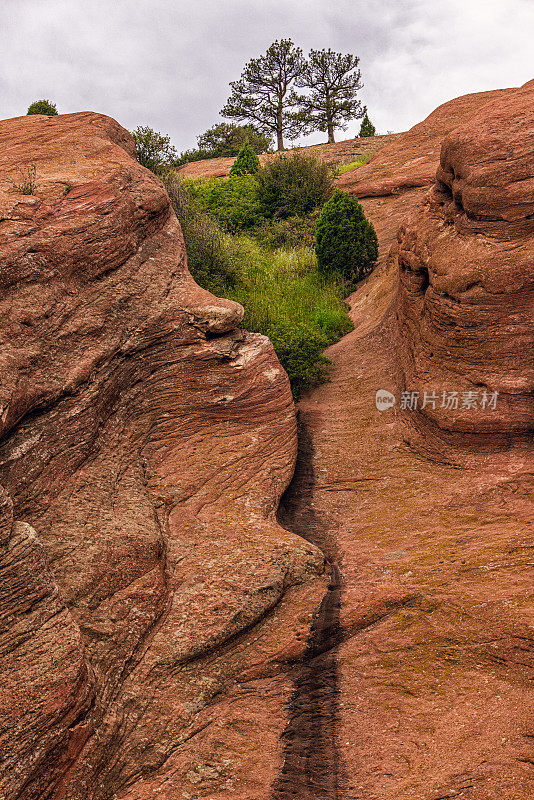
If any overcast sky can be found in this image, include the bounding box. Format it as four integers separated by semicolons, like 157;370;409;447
1;0;532;151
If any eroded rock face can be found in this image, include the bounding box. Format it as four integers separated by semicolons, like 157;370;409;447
2;81;533;800
0;113;325;799
395;79;534;446
0;493;95;800
276;82;533;800
336;87;513;199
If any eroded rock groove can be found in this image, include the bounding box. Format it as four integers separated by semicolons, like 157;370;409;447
273;425;344;800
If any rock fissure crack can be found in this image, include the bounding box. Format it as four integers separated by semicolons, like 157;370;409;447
272;425;344;800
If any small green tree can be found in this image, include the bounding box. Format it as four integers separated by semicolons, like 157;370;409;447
256;152;334;219
315;189;378;284
27;99;58;116
197;123;271;156
131;126;178;175
229;142;261;176
359;110;376;137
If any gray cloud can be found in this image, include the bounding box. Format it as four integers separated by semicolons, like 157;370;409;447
1;0;532;151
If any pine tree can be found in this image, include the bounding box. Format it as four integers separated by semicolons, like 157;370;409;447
359;110;376;137
229;141;261;176
292;49;364;144
221;39;306;151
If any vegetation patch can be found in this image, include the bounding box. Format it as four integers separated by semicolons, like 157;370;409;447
336;153;372;175
8;164;37;195
27;99;58;116
131;126;178;175
165;175;353;398
255;151;334;219
229;141;261;176
182;175;263;232
181;152;331;245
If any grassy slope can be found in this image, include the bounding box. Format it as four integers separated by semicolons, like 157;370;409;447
165;137;390;397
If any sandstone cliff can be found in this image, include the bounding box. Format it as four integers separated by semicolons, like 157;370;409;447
0;112;325;799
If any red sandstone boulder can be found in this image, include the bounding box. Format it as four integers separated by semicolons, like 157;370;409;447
395;79;534;443
0;112;325;799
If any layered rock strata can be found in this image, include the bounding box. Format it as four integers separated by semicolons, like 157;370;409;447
0;112;325;800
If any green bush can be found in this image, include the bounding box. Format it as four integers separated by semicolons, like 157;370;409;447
131;125;178;175
164;175;241;294
256;152;334;219
198;123;271;156
183;175;262;231
251;210;320;249
315;189;378;285
267;325;332;395
27;99;58;116
229;142;261;176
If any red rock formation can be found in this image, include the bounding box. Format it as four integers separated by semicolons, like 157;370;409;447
0;112;325;799
337;87;513;198
284;81;533;800
336;87;515;271
0;490;95;800
1;78;533;800
395;79;534;446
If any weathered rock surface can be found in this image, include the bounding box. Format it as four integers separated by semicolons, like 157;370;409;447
278;81;533;799
337;87;513;199
395;78;534;447
0;112;325;799
336;87;515;277
0;492;95;800
1;78;533;800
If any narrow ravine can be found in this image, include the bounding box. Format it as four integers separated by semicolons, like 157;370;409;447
272;424;344;800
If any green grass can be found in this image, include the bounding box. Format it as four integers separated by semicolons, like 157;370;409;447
336;154;372;175
164;174;353;399
226;240;353;396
